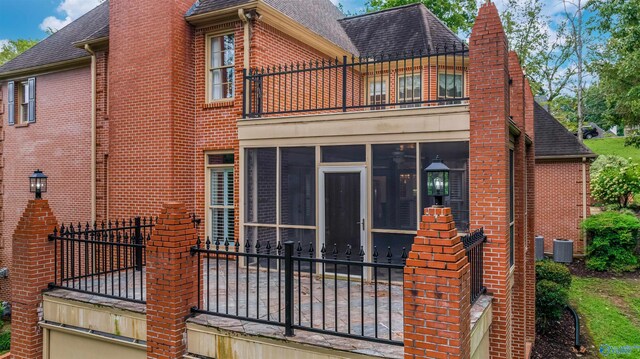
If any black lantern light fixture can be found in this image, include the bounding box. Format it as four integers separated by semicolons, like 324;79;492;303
29;169;48;199
424;156;450;206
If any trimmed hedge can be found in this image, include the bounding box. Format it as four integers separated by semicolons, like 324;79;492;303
536;260;572;287
535;260;572;332
582;211;640;272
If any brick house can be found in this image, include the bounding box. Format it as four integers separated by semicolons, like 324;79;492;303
1;1;538;358
533;103;596;256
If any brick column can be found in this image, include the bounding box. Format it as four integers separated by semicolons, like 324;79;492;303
469;2;513;358
404;207;471;359
146;202;198;359
11;199;58;359
508;51;527;358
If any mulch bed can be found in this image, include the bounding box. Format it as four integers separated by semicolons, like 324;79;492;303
568;258;640;279
531;310;596;359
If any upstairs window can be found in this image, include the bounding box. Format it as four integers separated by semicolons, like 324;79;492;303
20;81;30;124
438;73;463;100
208;33;235;102
7;77;36;125
368;79;387;109
398;74;421;108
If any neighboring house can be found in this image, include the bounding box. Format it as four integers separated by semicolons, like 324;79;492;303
534;103;597;255
0;1;537;359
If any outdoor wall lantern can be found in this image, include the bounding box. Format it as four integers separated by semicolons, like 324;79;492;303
30;169;48;199
425;156;449;206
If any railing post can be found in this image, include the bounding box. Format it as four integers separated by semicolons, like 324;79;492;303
242;68;248;119
342;55;348;112
257;74;263;117
284;241;295;337
135;216;143;271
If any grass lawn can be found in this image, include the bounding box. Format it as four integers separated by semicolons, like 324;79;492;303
584;138;640;163
569;276;640;358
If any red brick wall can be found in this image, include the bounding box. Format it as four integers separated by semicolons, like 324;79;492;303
469;3;513;358
108;0;195;220
534;159;589;254
95;50;109;222
0;67;93;301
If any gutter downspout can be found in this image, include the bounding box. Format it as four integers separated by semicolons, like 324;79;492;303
85;44;97;223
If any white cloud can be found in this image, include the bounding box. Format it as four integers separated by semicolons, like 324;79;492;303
39;0;102;32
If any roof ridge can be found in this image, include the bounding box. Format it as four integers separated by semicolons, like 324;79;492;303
417;3;465;46
418;5;433;52
338;3;422;21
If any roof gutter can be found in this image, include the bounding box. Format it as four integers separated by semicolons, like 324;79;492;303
185;2;258;26
74;36;109;49
84;44;98;223
535;154;598;160
0;57;90;80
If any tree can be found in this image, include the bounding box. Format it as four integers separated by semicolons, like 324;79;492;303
499;0;575;104
563;0;588;143
0;39;39;65
365;0;478;35
589;0;640;127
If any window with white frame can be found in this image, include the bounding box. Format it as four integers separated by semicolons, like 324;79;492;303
397;74;421;108
208;33;235;101
207;153;235;244
438;73;463;99
19;81;30;123
368;79;387;107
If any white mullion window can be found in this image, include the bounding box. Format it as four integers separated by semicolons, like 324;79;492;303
208;155;235;244
398;73;421;108
208;33;235;101
20;81;30;123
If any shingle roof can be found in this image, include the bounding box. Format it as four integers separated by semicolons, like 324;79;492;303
0;1;109;75
534;102;596;158
339;4;465;56
188;0;359;54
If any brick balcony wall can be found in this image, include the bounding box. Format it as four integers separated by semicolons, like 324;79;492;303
0;67;93;302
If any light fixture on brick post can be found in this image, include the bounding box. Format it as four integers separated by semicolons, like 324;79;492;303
425;156;449;206
29;169;48;199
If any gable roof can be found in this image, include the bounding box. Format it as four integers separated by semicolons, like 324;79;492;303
339;3;465;56
0;1;109;76
188;0;359;54
534;102;596;159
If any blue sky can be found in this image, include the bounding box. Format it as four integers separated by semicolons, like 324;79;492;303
0;0;579;47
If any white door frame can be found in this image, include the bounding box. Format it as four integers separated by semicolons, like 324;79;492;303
318;166;368;261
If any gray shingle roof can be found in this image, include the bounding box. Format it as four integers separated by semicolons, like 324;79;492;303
534;102;596;158
339;4;465;56
188;0;359;54
0;1;109;75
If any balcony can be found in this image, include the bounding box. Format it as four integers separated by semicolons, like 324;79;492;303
242;43;469;119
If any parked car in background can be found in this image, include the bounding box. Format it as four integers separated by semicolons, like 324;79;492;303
575;126;599;139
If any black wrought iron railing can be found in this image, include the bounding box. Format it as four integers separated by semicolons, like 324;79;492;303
48;217;156;304
191;239;406;345
243;42;469;118
462;228;487;305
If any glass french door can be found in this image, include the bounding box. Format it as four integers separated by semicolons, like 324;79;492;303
209;167;234;244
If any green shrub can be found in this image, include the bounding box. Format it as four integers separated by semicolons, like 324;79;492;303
582;211;640;272
590;155;629;178
535;260;572;287
624;131;640;149
591;160;640;208
0;330;9;352
536;280;569;332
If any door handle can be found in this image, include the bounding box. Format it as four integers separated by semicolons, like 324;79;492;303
357;218;365;231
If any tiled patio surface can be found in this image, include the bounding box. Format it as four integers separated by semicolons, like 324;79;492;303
199;261;405;343
61;262;405;342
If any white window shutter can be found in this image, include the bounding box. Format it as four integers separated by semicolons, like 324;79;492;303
7;81;15;125
27;77;36;123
